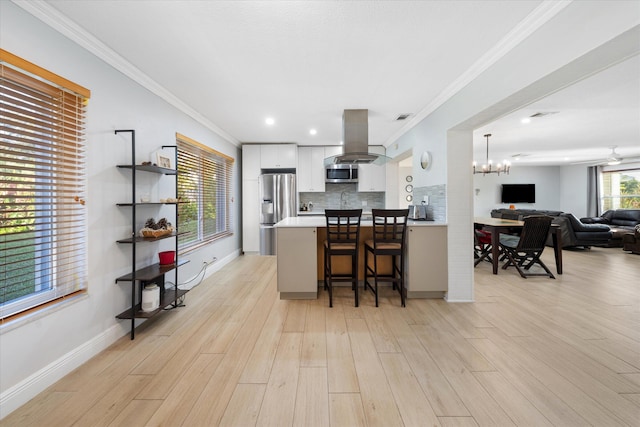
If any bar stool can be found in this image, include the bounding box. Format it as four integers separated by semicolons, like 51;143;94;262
364;209;409;307
324;209;362;308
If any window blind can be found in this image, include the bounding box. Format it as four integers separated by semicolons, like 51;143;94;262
176;134;233;250
1;49;90;319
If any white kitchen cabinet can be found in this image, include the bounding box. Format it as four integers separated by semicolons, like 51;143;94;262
357;145;386;192
276;227;317;299
297;146;326;192
406;225;448;296
242;178;260;252
260;144;297;169
324;145;343;158
242;144;262;252
242;144;261;180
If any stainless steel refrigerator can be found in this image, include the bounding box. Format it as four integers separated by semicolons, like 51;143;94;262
259;173;296;255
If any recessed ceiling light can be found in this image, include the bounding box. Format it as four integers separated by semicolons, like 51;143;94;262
340;140;344;145
521;118;531;124
309;129;317;135
265;117;275;126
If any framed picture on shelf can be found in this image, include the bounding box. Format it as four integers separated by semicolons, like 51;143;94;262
156;152;172;169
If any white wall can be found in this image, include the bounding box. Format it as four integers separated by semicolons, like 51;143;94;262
385;1;639;302
473;164;594;218
0;2;241;416
473;166;562;216
559;165;589;217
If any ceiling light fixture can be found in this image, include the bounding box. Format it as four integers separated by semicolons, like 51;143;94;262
309;129;317;135
473;134;510;175
521;118;531;124
265;117;275;125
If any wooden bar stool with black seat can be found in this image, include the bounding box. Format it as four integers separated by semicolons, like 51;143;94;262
324;209;363;307
364;209;409;307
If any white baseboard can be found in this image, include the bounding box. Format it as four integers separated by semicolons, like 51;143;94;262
0;249;242;420
0;324;125;420
203;249;240;281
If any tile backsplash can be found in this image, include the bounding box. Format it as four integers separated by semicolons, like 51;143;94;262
299;183;446;221
299;183;384;212
412;184;446;222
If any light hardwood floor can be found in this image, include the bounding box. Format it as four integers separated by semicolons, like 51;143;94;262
2;247;639;426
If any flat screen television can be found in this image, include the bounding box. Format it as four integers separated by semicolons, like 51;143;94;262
501;184;535;203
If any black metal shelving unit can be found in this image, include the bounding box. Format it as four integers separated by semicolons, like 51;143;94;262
114;129;188;339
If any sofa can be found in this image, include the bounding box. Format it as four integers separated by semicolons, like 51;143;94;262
622;225;640;254
490;209;612;248
581;209;640;247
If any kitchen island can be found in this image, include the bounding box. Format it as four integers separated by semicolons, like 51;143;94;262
275;216;448;301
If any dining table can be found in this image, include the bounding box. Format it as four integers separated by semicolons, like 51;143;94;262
474;217;563;275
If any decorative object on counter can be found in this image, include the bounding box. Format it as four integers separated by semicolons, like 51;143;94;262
308;201;314;211
420;151;432;170
158;250;176;265
140;194;150;203
473;134;510;175
159;197;179;203
140;217;174;238
301;203;308;211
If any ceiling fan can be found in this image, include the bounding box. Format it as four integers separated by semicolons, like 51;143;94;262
572;146;640;166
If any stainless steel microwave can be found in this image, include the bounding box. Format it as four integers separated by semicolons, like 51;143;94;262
325;164;358;183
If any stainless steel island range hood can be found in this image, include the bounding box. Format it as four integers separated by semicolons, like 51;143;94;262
324;109;389;165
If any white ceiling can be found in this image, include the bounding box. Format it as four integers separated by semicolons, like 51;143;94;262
33;1;640;165
473;55;640;166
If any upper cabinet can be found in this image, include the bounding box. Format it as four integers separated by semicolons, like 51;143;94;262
298;147;326;192
358;146;386;192
298;146;344;193
242;144;261;180
260;144;297;169
324;146;343;158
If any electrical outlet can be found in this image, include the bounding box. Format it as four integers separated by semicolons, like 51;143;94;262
361;200;367;206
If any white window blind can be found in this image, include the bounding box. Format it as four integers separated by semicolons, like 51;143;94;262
176;133;233;250
1;49;90;319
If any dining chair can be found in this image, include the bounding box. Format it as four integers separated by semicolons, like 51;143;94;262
364;209;409;307
474;228;493;266
324;209;363;307
499;215;555;279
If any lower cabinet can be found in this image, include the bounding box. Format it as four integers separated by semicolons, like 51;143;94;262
406;225;448;297
276;227;317;298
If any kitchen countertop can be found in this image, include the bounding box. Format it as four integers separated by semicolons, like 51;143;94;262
275;216;446;228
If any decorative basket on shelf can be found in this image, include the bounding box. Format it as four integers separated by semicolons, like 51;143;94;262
140;217;173;238
140;227;173;238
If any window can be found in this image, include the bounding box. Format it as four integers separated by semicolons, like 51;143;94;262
176;133;233;250
1;49;90;320
600;167;640;211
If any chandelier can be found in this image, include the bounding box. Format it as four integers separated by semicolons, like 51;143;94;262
473;133;510;175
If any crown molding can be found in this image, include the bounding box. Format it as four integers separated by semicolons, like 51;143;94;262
384;0;572;147
12;0;240;146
